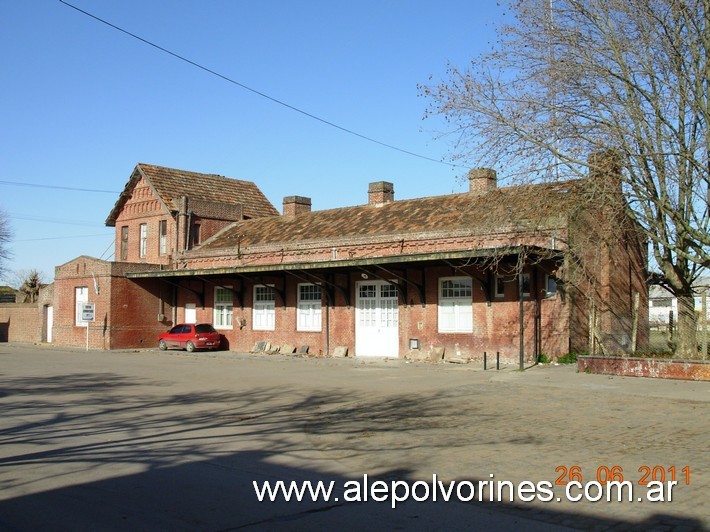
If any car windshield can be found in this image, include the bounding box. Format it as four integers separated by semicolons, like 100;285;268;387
195;324;216;333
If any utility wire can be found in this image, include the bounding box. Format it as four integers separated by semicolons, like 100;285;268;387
98;237;116;260
9;213;105;227
0;179;118;194
15;233;110;242
59;0;465;169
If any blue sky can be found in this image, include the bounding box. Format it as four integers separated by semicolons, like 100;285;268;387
1;0;502;284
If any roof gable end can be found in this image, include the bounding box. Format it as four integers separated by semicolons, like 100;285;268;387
106;163;278;227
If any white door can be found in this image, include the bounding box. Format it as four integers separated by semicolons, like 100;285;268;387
46;305;53;343
355;281;399;357
185;303;197;324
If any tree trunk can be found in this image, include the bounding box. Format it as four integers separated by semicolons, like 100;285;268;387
676;294;698;359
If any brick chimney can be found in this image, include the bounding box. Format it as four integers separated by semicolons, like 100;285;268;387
368;181;394;206
175;195;190;254
282;195;311;216
468;168;497;195
587;150;622;196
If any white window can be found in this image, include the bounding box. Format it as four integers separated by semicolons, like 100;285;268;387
185;303;197;324
159;220;168;256
438;277;473;333
214;287;233;329
545;275;558;298
139;223;147;258
120;226;129;260
75;286;89;327
297;284;322;331
253;285;275;331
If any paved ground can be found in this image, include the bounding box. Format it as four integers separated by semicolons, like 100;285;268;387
0;344;707;531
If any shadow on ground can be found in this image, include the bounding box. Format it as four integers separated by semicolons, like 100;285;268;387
0;371;703;530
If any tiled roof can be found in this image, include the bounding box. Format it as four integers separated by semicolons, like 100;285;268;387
199;179;585;252
106;164;278;225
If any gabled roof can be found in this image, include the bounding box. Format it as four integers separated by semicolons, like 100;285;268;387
198;179;585;253
105;163;278;226
54;254;108;268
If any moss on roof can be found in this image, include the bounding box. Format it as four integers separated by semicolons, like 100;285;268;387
200;179;586;252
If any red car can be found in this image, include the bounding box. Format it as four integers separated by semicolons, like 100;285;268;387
158;323;221;352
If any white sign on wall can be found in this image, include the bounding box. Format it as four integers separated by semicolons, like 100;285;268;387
81;303;95;322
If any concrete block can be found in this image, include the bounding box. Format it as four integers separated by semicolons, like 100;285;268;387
332;346;349;358
429;346;445;362
252;341;267;353
407;349;429;362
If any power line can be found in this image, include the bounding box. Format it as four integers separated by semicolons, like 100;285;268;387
59;0;465;169
15;234;110;242
98;238;115;260
9;213;105;227
0;179;118;194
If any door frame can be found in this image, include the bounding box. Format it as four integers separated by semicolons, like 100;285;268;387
355;279;399;357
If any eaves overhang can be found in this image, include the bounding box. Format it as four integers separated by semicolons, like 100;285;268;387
124;245;563;280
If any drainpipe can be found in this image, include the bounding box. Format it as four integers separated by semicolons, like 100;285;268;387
324;286;331;356
534;266;539;364
519;269;525;370
325;300;330;356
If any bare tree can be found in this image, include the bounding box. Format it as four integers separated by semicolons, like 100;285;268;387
0;207;11;279
17;269;44;303
423;0;709;357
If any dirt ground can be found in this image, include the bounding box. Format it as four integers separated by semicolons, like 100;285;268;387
0;344;707;530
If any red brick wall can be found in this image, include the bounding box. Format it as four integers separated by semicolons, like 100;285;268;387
53;257;171;349
568;208;649;354
112;177;247;267
578;355;710;381
192;216;233;248
53;258;113;349
0;304;41;343
107;277;173;349
180;263;571;362
398;265;568;363
114;176;174;265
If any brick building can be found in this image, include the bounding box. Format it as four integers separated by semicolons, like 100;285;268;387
53;164;278;349
51;159;648;363
104;163;278;266
0;283;53;343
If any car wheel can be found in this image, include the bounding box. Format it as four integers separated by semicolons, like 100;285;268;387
159;340;167;351
186;341;195;353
